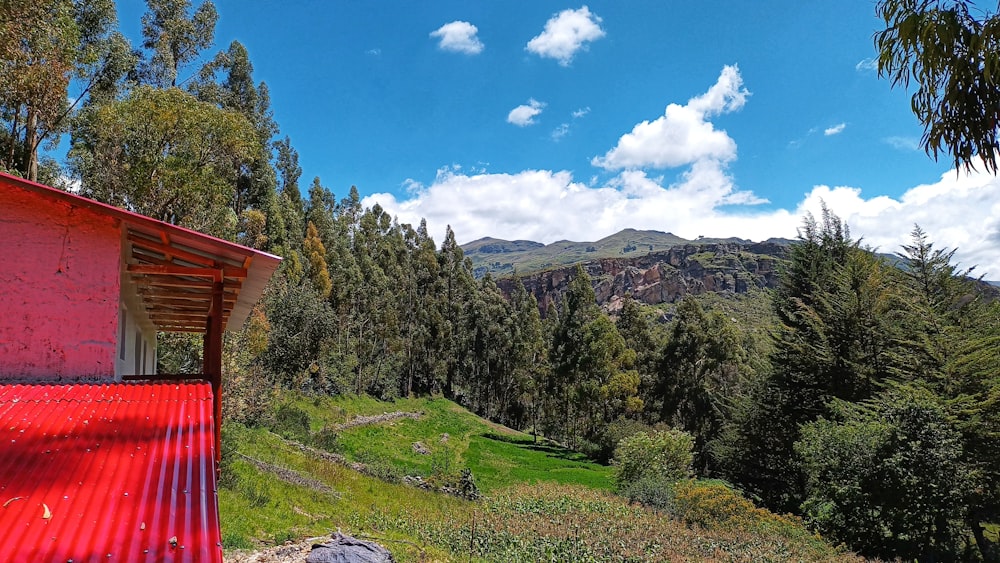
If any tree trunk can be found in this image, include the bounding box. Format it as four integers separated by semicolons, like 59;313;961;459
970;518;999;563
26;106;38;182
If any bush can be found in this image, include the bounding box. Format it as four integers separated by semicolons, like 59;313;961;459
618;474;676;511
589;418;655;463
268;403;311;442
671;479;762;530
217;422;241;489
612;428;694;490
311;425;340;452
222;366;274;427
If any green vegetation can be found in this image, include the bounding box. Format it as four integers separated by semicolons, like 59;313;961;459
8;2;999;560
465;229;757;277
613;428;693;488
876;0;1000;173
220;394;860;562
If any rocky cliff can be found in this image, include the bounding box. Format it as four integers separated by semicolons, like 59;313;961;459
496;242;788;314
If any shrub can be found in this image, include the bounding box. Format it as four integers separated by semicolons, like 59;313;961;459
222;366;274;427
612;428;694;490
268;403;311;442
589;418;655;463
618;474;676;512
217;422;241;489
671;479;762;529
311;425;340;452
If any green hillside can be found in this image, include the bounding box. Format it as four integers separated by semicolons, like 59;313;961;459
463;228;779;277
220;394;863;562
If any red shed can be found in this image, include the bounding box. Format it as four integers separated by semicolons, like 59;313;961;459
0;172;281;561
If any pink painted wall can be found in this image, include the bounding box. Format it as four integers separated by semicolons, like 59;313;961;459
0;183;121;380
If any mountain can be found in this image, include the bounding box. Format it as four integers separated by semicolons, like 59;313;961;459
462;229;784;278
492;239;790;315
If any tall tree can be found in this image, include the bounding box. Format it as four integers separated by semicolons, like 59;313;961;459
510;279;547;434
191;39;278;214
548;266;639;446
656;297;744;473
69;86;255;237
438;226;476;399
0;0;123;181
141;0;217;88
615;294;660;409
274;136;302;203
304;221;332;299
717;209;898;511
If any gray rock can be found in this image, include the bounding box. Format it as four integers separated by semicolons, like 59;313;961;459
306;532;394;563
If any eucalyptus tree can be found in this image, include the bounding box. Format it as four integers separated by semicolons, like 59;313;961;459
140;0;217;88
655;297;745;474
0;0;126;181
547;266;640;447
876;0;1000;173
191;40;279;214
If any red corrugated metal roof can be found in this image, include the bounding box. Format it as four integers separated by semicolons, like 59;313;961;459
0;382;221;562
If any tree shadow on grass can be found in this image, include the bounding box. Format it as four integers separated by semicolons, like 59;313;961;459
480;431;597;463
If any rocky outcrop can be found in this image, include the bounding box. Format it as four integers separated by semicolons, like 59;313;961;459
497;242;787;314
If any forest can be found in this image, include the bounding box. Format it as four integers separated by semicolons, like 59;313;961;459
2;1;999;561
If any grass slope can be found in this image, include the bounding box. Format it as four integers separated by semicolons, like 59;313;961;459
220;394;864;562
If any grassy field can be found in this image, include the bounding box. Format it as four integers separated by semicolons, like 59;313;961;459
219;393;864;562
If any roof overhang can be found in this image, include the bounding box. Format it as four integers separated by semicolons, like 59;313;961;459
1;172;281;333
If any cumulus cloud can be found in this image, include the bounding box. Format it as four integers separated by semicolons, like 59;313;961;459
364;161;776;256
507;98;545;126
366;164;1000;278
363;61;1000;279
593;65;749;170
551;123;570;140
430;21;484;54
573;107;591;118
824;123;846;136
526;6;605;66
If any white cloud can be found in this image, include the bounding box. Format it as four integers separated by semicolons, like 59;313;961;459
824;123;846;136
363;60;1000;279
573;107;591;118
365;48;381;56
526;6;605;66
366;164;1000;278
855;57;878;72
507;98;545;126
885;136;920;151
593;65;749;170
364;162;777;257
430;21;484;54
551;123;570;140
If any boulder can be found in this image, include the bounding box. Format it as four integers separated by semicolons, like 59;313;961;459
306;532;393;563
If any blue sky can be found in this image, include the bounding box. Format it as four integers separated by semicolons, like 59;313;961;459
107;1;1000;276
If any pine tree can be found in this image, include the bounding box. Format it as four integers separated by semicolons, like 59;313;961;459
717;208;897;511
